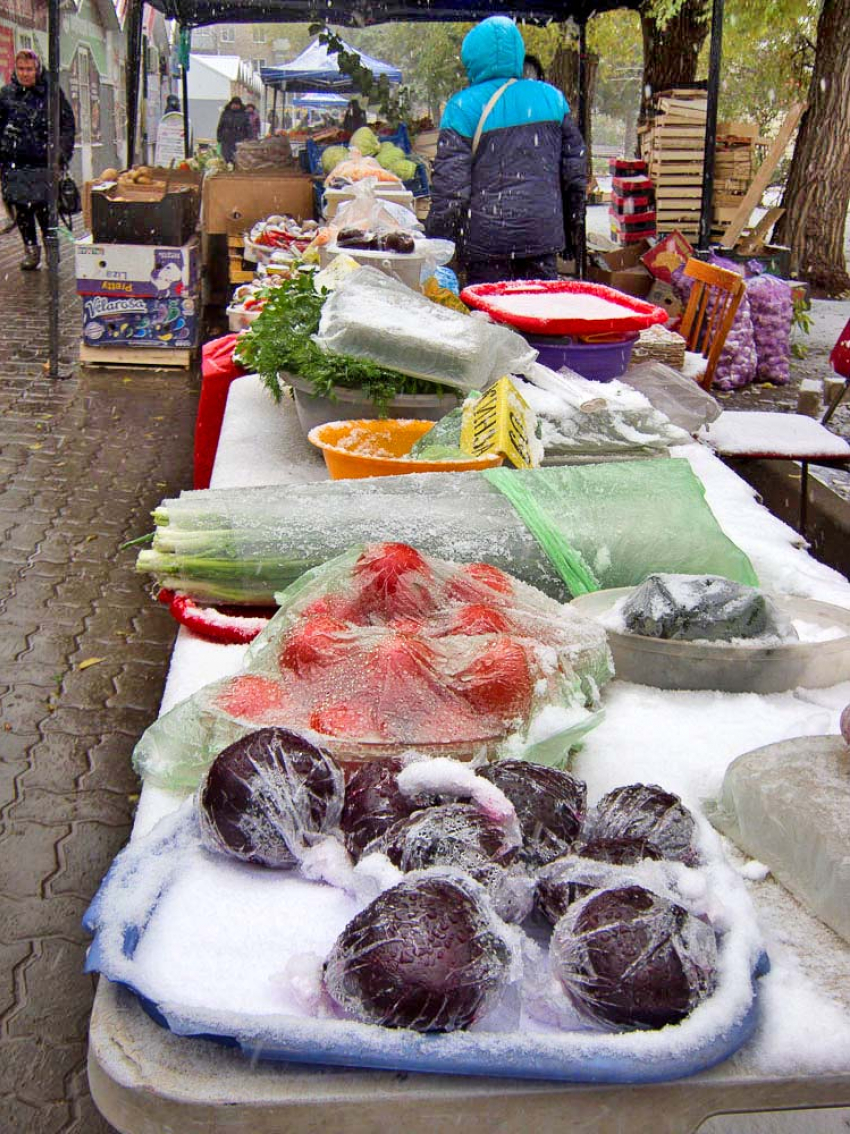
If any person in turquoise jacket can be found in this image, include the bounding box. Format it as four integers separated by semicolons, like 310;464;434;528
426;16;586;284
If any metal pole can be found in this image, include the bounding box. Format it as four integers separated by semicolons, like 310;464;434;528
46;0;61;380
182;65;190;157
576;20;588;280
127;0;143;167
698;0;724;249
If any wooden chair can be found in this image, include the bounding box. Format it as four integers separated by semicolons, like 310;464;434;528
678;258;747;391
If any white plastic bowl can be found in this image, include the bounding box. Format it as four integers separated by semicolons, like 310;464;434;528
570;587;850;693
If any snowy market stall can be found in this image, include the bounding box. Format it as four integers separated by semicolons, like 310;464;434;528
84;357;850;1128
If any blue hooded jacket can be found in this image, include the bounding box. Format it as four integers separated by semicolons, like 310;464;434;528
426;17;586;264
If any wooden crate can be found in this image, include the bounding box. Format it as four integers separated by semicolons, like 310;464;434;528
79;344;195;370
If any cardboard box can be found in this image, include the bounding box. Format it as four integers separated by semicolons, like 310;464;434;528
75;236;200;297
587;241;654;299
82;167;203;231
91;184;200;246
202;173;315;233
640;232;694;283
81;294;199;349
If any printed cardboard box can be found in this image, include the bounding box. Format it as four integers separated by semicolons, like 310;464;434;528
75;236;200;297
81;294;199;349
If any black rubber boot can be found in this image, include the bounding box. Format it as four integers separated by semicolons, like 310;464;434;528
20;244;41;271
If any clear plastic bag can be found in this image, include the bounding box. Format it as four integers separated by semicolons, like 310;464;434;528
623;360;721;433
133;544;613;790
619;573;796;643
315;267;537;392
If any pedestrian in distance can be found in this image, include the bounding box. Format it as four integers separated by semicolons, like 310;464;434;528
0;48;76;270
426;17;586;286
343;98;367;135
216;96;252;164
245;102;262;139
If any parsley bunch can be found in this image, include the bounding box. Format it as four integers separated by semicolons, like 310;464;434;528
235;273;456;415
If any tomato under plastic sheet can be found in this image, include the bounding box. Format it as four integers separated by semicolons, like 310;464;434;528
460;280;669;337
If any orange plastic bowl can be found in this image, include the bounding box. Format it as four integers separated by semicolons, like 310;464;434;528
307;419;504;480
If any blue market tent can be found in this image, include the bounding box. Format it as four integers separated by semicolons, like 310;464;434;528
292;92;350;109
261;37;402;94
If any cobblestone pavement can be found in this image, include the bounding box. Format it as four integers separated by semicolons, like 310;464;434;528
0;223;198;1132
0;215;847;1133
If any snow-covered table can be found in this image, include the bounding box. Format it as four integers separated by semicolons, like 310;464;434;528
87;376;850;1133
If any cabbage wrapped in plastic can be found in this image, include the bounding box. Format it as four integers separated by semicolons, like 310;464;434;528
535;838;665;926
551;884;718;1029
323;873;512;1031
588;783;698;865
198;727;344;867
339;758;417;858
477;761;586;866
620;573;795;643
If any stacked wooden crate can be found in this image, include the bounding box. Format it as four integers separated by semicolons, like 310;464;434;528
711;122;757;241
639;88;707;238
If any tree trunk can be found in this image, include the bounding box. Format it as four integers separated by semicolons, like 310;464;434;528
637;0;710;125
773;0;850;295
550;45;598;174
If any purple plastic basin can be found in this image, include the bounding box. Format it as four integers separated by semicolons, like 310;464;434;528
528;332;639;382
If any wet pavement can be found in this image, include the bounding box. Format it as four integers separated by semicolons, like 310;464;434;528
0;224;198;1132
0;219;847;1133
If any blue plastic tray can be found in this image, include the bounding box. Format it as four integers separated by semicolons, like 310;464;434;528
84;810;768;1084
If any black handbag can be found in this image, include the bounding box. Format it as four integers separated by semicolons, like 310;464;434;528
58;168;81;226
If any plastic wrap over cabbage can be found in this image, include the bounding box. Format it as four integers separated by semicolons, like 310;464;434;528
746;273;793;385
588;783;699;865
133;545;612;791
673;257;757;390
197;727;344;868
314;266;537;392
551;884;718;1029
323;872;513;1032
477;760;586;867
619;573;797;643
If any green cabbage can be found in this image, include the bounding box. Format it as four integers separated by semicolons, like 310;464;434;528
321;145;349;175
350;127;380;156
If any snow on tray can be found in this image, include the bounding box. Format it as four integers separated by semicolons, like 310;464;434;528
699;411;850;459
85;797;767;1081
486;293;640;323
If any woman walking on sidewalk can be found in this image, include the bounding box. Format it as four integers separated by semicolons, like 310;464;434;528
0;49;76;271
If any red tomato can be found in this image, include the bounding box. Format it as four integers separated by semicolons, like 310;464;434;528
445;562;514;603
440;603;512;637
215;675;291;722
309;702;384;739
454;637;533;719
279;616;351;675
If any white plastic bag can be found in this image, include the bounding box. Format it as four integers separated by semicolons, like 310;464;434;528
315;267;537;392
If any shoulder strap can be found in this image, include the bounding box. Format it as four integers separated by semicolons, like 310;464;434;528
472;78;516;157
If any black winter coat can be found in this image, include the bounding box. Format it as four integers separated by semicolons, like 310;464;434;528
217;105;252;163
0;72;76;205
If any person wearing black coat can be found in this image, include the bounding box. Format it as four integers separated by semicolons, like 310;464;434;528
217;97;252;164
0;49;76;270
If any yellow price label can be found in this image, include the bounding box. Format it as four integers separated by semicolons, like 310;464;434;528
460;377;538;469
